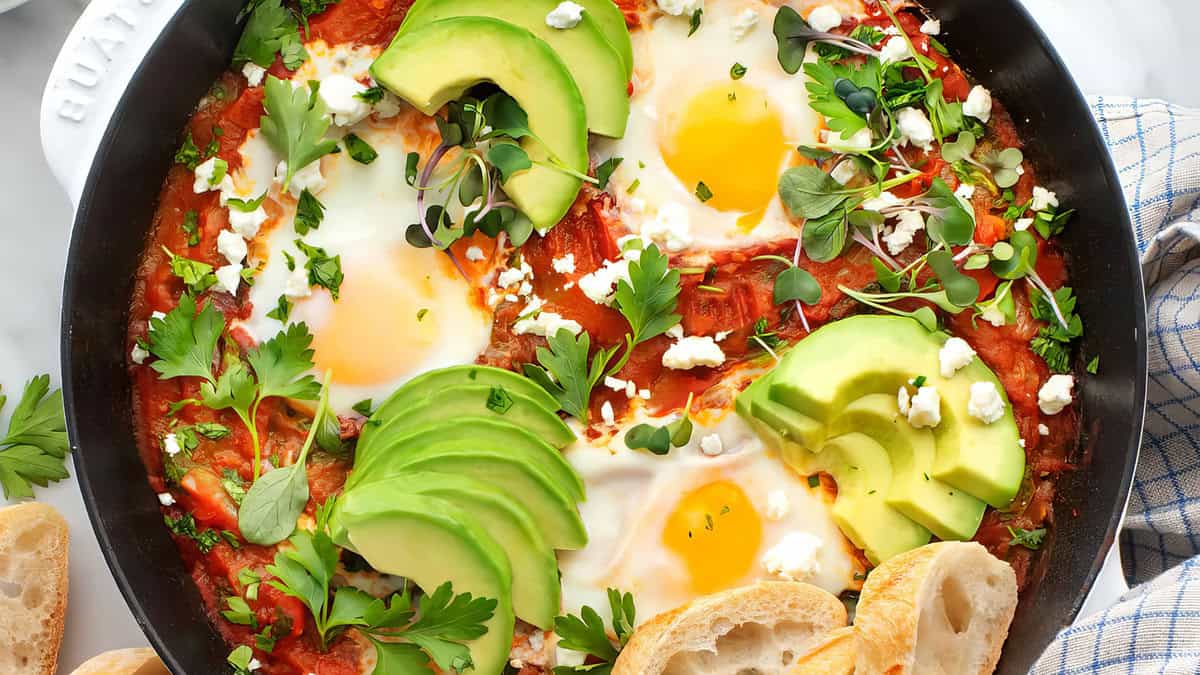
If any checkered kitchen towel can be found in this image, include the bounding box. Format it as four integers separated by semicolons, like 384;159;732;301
1033;99;1200;672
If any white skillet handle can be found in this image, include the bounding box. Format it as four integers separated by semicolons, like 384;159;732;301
40;0;187;211
1075;542;1128;622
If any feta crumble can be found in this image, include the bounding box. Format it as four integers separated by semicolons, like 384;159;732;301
699;433;724;456
766;490;790;521
319;74;372;126
963;85;993;124
662;336;726;370
897;106;935;150
1037;374;1074;415
666;323;685;340
229;205;268;239
639;389;651;400
552;253;576;274
242;62;267;87
276;159;326;197
465;246;485;262
822;127;873;152
600;400;615;425
1014;217;1034;232
807;6;842;32
1032;186;1059;211
920;18;941;35
217;229;248;265
158;492;176;506
1038;423;1050;436
163;433;182;456
215;263;244;295
193;157;231;195
980;304;1007;327
656;0;702;17
577;258;630;305
880;36;911;65
641;202;693;252
861;191;903;213
954;183;976;201
938;337;976;377
713;330;730;342
897;386;911;415
830;159;861;186
731;8;759;40
284;266;312;298
512;312;583;337
131;343;149;365
967;381;1006;424
762;532;823;581
907;386;942;428
546;1;585;29
884;210;926;255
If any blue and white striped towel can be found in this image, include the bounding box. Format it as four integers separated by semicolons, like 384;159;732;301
1033;99;1200;673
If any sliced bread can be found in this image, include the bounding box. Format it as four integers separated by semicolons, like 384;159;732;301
789;625;855;674
854;541;1017;675
70;648;169;675
0;502;70;675
612;581;847;675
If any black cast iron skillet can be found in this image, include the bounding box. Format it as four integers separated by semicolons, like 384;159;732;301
61;0;1147;672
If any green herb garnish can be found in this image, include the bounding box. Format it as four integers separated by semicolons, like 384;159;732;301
554;588;636;674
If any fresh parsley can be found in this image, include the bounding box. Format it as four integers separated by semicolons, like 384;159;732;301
614;243;682;346
553;588;636;675
294;240;343;299
260;75;338;190
803;58;880;140
266;294;292;322
162;246;217;295
181;210;200;246
351;399;373;417
294;189;325;235
356;86;385;105
595;156;623;190
695;181;713;202
227;645;255;675
164;512;222;553
1007;526;1046;550
0;375;69;500
688;8;702;36
1028;286;1083;374
486;386;514;414
730;62;747;80
233;0;307;70
174;133;203;170
343;133;379;165
772;5;879;75
523;328;612;422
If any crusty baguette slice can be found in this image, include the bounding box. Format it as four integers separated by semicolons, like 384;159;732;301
612;581;847;675
0;502;70;675
789;626;855;674
70;648;169;675
854;541;1017;675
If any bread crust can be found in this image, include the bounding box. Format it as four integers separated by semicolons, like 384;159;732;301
69;648;170;675
613;581;847;675
789;625;855;674
854;541;1017;675
0;502;70;675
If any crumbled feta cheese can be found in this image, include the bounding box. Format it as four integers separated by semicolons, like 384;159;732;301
762;532;823;581
883;25;901;35
939;337;976;377
830;159;861;186
662;336;726;370
518;281;533;297
247;659;262;672
641;202;693;252
512;312;583;337
625;380;637;398
897;106;935;150
981;304;1007;327
1037;374;1074;415
766;490;790;520
505;293;519;303
604;376;628;392
158;492;176;506
577;258;630;305
963;85;993;123
552;253;576;274
713;330;730;342
1038;423;1050;436
276;159;327;197
656;0;702;17
920;18;941;35
284;266;312;298
639;389;651;400
193;157;232;195
319;74;372;126
861;191;903;213
131;343;149;365
1014;217;1034;232
699;433;724;456
954;183;976;201
807;5;842;32
822;127;873;152
666;323;685;340
967;381;1006;424
546;1;585;29
497;266;527;288
465;246;485;262
907;386;941;428
215;263;243;295
731;8;759;40
897;386;911;415
242;62;267;87
1032;186;1059;211
600;400;615;425
229;205;268;239
217;229;248;265
884;210;926;255
562;281;576;290
880;36;911;65
163;433;182;456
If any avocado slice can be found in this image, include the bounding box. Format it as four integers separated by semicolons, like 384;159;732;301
352;417;585;502
358;441;588;550
359;384;574;456
345;472;560;629
828;394;986;541
333;489;515;675
369;364;560;416
371;17;588;230
570;0;633;77
400;0;630;137
797;432;931;564
741;372;826;452
767;315;1024;507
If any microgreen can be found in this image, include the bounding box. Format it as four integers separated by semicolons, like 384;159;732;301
595;156;623;190
343;133;378;165
1087;355;1100;374
973;280;1016;327
554;588;636;674
294;189;325;235
837;285;943;331
923;79;965;142
1007;526;1046;550
266;295;292;322
523;328;613;422
989;230;1038;280
803;58;881;139
625;406;693;455
979;147;1025;189
260;75;338;190
926;249;979;307
233;0;307;70
773;6;879;74
0;375;69;500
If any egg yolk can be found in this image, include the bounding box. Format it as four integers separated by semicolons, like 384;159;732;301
660;81;787;219
309;246;444;386
662;480;763;594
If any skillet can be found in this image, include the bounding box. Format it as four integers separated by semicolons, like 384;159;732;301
47;0;1147;671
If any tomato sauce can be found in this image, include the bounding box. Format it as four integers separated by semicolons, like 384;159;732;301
128;1;1080;671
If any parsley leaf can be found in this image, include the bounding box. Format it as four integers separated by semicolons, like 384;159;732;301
595;156;623;190
356;86;385;104
260;76;338;190
295;240;344;299
148;294;225;381
1007;526;1046;550
803;58;880;139
343;133;379;165
554;588;636;674
1028;286;1083;374
297;0;339;20
227;646;255;675
614;243;682;346
294;189;325;235
246;322;322;400
181;210;200;246
0;375;69;499
174;133;202;170
266;295;292;322
523;329;610;422
233;0;307;70
162;247;217;295
400;582;498;671
164;512;222;553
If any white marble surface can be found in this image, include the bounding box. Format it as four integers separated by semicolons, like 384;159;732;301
1;0;1198;672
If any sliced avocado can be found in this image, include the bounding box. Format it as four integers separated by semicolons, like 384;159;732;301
740;372;826;452
400;0;629;137
799;432;931;564
371;17;588;230
828;394;986;541
735;376;817;468
358;441;588;550
370;364;560;416
334;489;514;675
571;0;633;77
345;472;560;629
352;417;585;502
767;315;1024;507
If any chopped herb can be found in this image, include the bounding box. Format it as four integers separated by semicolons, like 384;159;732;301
626;178;640;194
595;156;623;190
1087;355;1100;374
295;240;344;300
181;210;200;247
355;86;385;104
688;8;702;36
174;134;202;170
405;152;420;186
486;386;514;414
260;76;338;190
227;192;267;213
162;247;217;295
195;422;231;439
523;328;608;421
695;181;713;202
416;308;429;321
0;375;69;500
554;589;636;674
222;595;257;627
352;399;373;417
266;295;292;322
164;513;222;553
343;133;379;164
294;189;325;235
730;62;747;80
1007;526;1046;550
808;475;820;488
625;410;692;455
911;375;927;388
233;0;307;70
221;468;247;506
227;646;255;675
